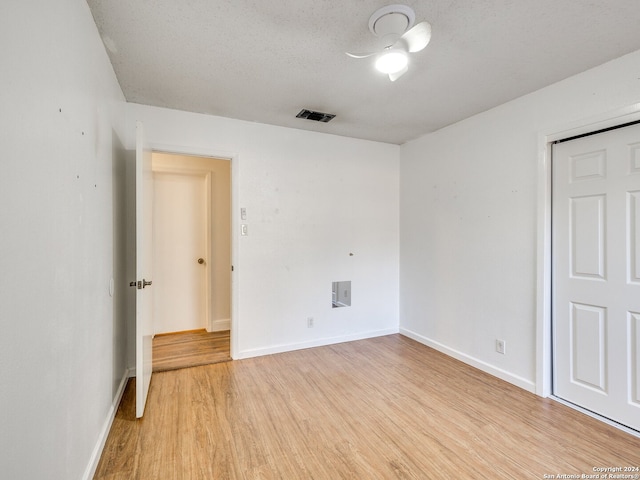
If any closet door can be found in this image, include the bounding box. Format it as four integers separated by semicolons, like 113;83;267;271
552;122;640;431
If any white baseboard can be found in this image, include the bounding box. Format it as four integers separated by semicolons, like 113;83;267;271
209;318;230;332
235;327;399;360
399;327;536;394
82;367;133;480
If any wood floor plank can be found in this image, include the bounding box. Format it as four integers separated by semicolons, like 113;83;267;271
153;329;231;372
95;335;640;479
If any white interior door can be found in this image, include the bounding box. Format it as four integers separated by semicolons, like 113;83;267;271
153;172;207;334
552;122;640;431
135;121;154;418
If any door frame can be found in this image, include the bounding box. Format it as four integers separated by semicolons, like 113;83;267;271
145;142;238;359
152;164;212;334
535;102;640;400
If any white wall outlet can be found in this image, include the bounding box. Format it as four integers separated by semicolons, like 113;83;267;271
240;208;247;220
307;317;314;328
496;339;506;354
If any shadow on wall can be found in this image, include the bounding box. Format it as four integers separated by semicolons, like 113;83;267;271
111;129;131;398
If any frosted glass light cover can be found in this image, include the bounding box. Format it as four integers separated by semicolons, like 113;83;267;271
375;49;408;74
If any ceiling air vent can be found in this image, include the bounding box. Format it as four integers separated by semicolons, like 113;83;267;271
296;109;336;123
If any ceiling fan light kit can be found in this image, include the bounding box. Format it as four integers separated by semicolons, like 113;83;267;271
375;48;408;74
347;4;431;81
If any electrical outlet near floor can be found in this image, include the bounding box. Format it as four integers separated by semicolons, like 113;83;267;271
496;339;506;354
307;317;314;328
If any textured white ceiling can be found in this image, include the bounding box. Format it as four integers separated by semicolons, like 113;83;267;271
87;0;640;145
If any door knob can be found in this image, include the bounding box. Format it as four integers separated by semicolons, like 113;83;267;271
198;258;205;265
143;279;152;288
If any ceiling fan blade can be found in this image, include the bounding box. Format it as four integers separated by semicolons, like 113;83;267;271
345;51;377;59
400;21;432;53
388;65;409;82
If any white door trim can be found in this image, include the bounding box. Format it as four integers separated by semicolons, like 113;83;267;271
536;102;640;397
146;142;239;360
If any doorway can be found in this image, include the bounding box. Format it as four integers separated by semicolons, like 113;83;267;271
151;152;232;371
551;121;640;432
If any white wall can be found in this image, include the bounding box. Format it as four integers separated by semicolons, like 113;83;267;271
125;104;401;360
0;1;127;479
399;49;640;392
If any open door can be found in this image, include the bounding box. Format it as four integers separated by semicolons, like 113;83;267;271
135;121;154;418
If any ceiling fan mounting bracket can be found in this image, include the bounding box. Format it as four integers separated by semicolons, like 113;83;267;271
368;4;416;37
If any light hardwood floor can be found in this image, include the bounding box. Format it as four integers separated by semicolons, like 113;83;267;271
95;334;640;479
153;329;231;372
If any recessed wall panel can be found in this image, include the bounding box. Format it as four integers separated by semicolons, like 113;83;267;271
571;303;607;392
570;195;606;279
630;192;640;284
570;150;606;182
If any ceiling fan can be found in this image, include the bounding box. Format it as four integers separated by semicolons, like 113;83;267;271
346;4;432;81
